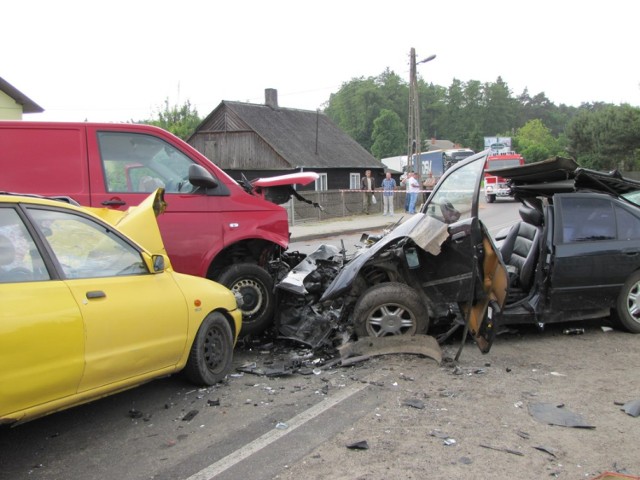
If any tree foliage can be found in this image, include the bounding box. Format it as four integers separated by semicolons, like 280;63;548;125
138;98;202;140
322;69;640;172
370;109;405;159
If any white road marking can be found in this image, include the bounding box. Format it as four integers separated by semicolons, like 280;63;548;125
184;381;369;480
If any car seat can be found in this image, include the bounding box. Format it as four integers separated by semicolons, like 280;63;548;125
499;206;544;291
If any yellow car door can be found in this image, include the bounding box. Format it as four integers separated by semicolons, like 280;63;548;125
25;206;188;393
0;209;84;423
68;273;187;392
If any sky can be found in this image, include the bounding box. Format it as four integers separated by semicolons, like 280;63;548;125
3;0;639;123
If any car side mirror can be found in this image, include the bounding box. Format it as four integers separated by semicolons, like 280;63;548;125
188;164;218;189
152;254;166;273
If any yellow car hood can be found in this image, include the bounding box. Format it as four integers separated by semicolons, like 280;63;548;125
87;189;168;256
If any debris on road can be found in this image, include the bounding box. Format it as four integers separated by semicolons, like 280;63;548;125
621;399;640;417
528;402;595;428
181;410;199;422
479;443;524;456
402;398;426;409
338;335;442;365
346;440;369;450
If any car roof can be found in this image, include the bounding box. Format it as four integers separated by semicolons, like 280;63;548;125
487;156;640;199
0;192;82;208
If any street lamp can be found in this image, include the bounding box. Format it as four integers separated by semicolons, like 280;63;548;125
407;48;436;179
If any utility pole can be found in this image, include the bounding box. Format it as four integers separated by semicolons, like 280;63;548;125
406;48;436;179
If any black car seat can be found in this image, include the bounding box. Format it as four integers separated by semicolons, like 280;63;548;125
499;206;544;290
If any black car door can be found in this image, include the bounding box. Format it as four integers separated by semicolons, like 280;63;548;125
551;193;640;310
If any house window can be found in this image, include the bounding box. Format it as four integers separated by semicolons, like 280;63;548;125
315;173;328;191
350;173;361;190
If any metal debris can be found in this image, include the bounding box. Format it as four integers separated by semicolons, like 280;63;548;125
346;440;369;450
182;410;199;422
621;399;640;417
479;444;524;456
338;335;442;365
528;402;595;428
403;398;425;410
533;445;558;457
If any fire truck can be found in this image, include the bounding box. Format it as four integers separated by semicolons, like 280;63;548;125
483;151;525;203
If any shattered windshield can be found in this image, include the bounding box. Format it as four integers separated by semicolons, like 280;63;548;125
423;154;485;223
622;189;640;207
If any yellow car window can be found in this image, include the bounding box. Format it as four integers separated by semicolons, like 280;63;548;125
28;208;148;279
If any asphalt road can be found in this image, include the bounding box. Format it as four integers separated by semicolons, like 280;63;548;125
0;200;523;480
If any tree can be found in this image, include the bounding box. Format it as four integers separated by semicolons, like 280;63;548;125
515;119;561;162
565;104;640;170
371;109;405;159
139;98;202;140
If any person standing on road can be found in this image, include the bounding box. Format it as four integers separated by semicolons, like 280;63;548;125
400;171;412;213
381;171;397;216
361;169;375;215
422;172;436;202
406;172;420;213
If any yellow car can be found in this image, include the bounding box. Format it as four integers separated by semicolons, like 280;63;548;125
0;189;242;426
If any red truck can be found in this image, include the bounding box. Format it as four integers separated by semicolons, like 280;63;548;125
0;121;316;335
483;151;525;203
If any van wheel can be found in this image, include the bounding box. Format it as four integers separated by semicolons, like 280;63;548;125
486;194;496;204
352;282;428;338
184;312;234;385
218;263;274;336
612;270;640;333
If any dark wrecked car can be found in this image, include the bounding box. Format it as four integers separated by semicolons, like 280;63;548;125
275;150;508;353
488;156;640;333
275;152;640;353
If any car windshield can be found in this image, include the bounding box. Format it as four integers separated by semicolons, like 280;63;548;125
423;153;485;223
622;189;640;207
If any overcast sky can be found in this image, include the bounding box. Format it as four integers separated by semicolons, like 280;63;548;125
3;0;639;123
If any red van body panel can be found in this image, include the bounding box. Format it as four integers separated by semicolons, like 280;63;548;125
0;121;290;278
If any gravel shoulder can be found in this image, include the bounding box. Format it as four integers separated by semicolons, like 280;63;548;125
268;322;640;480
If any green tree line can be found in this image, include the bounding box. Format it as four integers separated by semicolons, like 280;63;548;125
324;69;640;171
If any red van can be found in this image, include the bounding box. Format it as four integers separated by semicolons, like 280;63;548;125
0;121;313;335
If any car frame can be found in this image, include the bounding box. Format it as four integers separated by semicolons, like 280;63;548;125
0;189;242;425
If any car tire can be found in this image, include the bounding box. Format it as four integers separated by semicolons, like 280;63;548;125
613;270;640;333
184;312;234;385
352;282;429;338
486;194;496;204
217;263;274;336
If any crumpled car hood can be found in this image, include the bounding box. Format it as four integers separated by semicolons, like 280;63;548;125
320;214;449;302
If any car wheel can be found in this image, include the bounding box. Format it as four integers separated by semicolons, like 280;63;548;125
486;194;496;204
614;270;640;333
184;312;234;385
217;263;274;336
353;282;429;338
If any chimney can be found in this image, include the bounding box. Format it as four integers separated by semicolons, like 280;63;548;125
265;88;278;108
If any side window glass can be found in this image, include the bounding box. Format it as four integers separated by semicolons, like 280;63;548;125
425;157;483;223
28;208;148;279
0;208;50;283
97;132;197;194
561;197;616;242
615;205;640;240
